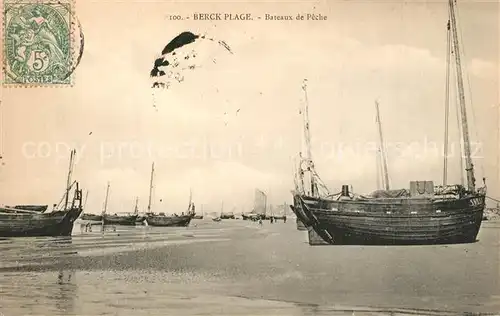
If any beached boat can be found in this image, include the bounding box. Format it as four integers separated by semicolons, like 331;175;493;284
242;189;268;221
220;212;235;219
81;213;102;221
100;182;138;226
192;204;204;219
146;213;193;226
0;150;84;237
293;0;486;245
11;205;48;213
104;214;138;226
143;162;194;227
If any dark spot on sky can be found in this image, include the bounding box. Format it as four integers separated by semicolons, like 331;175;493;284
161;32;199;55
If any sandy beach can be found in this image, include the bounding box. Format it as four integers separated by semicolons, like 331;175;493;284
0;219;499;315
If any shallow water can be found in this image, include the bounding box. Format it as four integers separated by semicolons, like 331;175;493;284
0;219;499;315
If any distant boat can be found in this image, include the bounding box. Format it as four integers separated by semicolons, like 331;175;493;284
81;213;102;221
100;182;138;226
241;213;259;221
133;197;146;224
212;217;221;222
193;204;204;219
220;212;235;219
146;213;193;227
10;205;48;213
143;162;194;227
104;214;138;226
0;150;84;237
242;189;267;221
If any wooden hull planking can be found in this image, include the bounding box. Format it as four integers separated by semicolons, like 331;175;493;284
146;215;192;227
297;194;485;245
0;207;83;237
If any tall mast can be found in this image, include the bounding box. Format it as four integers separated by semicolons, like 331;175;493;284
147;162;154;212
133;196;139;215
64;149;76;209
375;146;383;190
449;0;475;191
375;101;390;190
188;188;193;210
301;79;317;196
263;192;267;216
443;18;452;186
102;182;110;215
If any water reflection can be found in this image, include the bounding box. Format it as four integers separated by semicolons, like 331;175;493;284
55;269;76;315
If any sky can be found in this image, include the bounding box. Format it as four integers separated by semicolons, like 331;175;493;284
0;0;498;214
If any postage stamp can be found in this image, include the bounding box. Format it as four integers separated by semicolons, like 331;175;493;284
2;0;75;86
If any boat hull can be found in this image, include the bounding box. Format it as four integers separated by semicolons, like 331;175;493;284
12;205;48;213
290;194;321;230
103;214;138;226
0;207;83;237
298;194;485;245
146;215;192;227
81;214;103;221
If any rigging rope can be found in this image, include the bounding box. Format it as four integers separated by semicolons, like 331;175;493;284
450;47;465;185
454;2;485;179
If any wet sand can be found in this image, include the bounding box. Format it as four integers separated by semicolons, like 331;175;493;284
0;219;499;315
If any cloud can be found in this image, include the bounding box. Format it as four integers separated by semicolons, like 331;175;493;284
468;58;498;79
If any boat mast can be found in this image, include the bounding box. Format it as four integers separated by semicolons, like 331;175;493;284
263;191;267;216
449;0;475;191
188;188;193;211
133;196;139;215
102;182;110;215
443;17;452;186
301;79;317;196
375;101;390;190
147;162;155;212
64;149;76;210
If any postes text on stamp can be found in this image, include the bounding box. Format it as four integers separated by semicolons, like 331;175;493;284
3;0;73;86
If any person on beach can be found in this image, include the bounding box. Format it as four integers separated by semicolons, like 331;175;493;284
258;219;263;226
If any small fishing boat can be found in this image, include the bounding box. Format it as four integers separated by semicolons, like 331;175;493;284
192;204;204;219
81;213;102;221
133;197;146;224
220;212;235;219
101;182;138;226
0;150;84;237
11;205;48;213
143;162;194;227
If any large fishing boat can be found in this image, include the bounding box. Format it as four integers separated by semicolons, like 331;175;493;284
292;0;486;245
144;162;194;227
0;150;84;237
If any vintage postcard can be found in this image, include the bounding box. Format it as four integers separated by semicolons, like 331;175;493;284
0;0;498;315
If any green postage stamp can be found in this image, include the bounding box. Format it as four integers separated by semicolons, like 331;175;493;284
3;0;74;86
